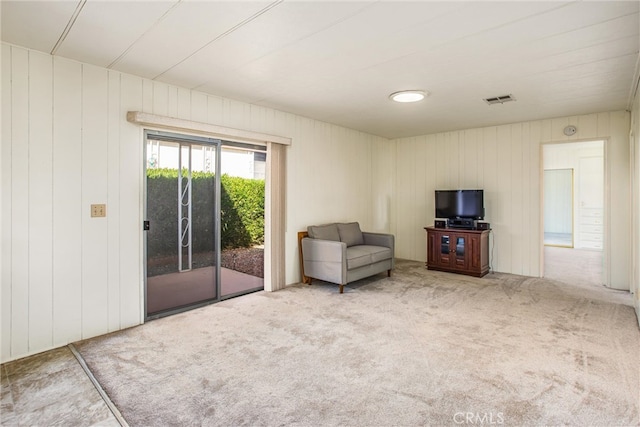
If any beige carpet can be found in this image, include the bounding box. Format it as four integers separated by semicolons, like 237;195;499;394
74;260;639;426
544;246;603;286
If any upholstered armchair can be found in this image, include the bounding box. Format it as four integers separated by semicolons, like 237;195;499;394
300;222;394;293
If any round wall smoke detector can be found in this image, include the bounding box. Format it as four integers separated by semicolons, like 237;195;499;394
563;125;577;136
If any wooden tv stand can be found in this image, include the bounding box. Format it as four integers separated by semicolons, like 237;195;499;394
424;226;490;277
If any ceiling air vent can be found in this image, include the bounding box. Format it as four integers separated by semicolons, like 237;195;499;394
483;94;515;105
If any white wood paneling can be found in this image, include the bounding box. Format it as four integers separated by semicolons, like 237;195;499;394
119;74;143;329
414;136;428;262
27;51;54;351
461;129;479;188
207;95;224;124
527;121;542;278
1;45;13;361
191;92;207;124
510;124;524;275
152;82;169;117
177;88;191;120
52;56;83;347
495;125;512;273
449;132;460;189
434;133;448;190
482;127;498;225
371;136;395;233
107;71;121;332
396;138;415;260
608;111;631;289
578;113;598;137
142;79;153;115
631;91;640;323
392;111;630;287
81;64;109;338
424;134;437;230
11;47;30;357
519;123;531;276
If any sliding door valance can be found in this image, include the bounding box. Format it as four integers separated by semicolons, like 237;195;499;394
130;111;288;292
127;111;291;146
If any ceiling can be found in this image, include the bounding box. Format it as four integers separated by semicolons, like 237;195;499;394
2;1;639;139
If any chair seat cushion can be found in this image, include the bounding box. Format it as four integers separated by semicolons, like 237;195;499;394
346;245;392;270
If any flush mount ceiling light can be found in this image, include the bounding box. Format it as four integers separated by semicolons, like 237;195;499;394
389;90;428;103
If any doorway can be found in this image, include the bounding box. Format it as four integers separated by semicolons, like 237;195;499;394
144;130;266;319
542;140;605;286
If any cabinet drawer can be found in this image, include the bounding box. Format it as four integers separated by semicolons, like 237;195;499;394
580;217;603;226
578;241;603;250
580;232;603;242
580;209;603;217
581;224;603;233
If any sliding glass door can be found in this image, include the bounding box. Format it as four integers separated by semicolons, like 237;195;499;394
219;144;266;299
145;132;220;318
145;131;265;319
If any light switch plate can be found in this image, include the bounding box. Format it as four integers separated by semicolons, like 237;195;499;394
91;204;106;217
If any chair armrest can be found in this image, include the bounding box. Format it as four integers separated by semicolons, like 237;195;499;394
362;232;395;250
301;238;347;285
301;238;346;262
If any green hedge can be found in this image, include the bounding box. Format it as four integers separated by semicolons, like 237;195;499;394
147;168;264;257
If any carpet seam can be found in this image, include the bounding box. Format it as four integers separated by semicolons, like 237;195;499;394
68;343;129;427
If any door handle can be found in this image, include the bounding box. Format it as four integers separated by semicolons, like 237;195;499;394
143;220;150;231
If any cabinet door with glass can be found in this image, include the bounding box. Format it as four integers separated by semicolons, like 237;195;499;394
428;231;467;268
426;229;469;271
450;233;469;270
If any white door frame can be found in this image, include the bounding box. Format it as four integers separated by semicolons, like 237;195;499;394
540;139;609;286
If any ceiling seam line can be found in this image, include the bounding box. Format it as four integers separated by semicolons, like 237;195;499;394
50;0;87;55
223;0;377;76
107;0;184;69
520;51;640;80
152;0;283;81
627;52;640;110
355;3;632;76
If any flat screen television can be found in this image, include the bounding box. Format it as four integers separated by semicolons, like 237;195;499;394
435;189;484;220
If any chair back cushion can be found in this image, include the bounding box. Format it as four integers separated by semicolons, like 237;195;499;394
307;223;340;241
338;222;364;247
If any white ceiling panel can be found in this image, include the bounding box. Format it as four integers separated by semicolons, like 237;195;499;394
55;0;179;68
1;0;80;53
114;1;277;79
227;2;569;97
1;0;638;138
158;1;377;88
490;13;640;64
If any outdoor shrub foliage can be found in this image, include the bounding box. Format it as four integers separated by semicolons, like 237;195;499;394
147;168;264;257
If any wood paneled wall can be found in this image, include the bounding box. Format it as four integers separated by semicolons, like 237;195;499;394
1;43;389;362
389;112;631;289
1;42;634;362
631;89;640;325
